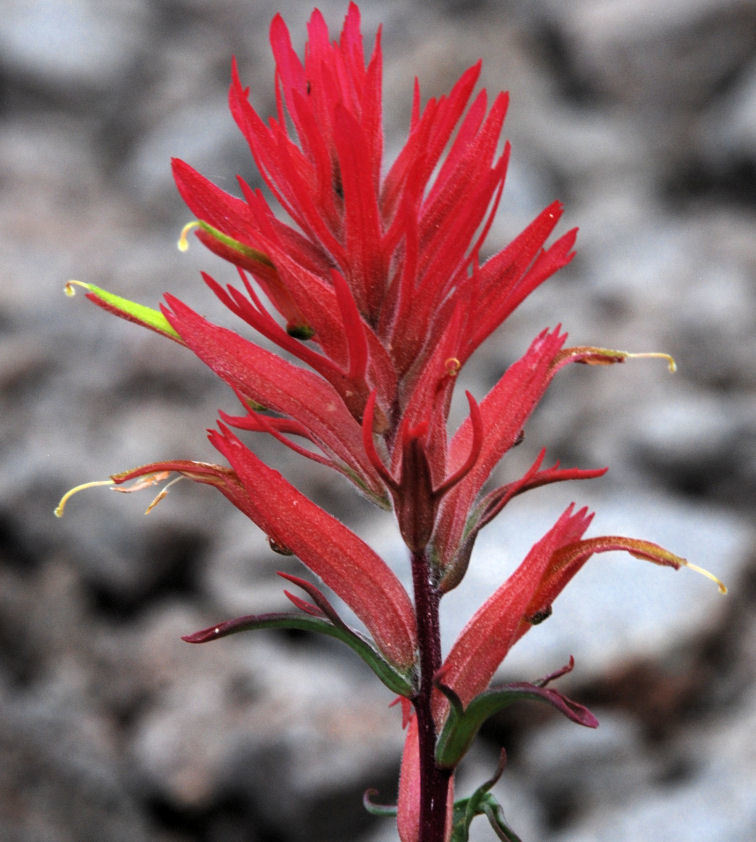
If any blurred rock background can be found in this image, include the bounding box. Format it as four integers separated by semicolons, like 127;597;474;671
1;0;754;839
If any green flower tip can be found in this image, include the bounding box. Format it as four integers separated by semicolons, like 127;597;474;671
64;279;181;341
178;218;275;267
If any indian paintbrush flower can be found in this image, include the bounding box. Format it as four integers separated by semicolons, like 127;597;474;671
57;5;725;840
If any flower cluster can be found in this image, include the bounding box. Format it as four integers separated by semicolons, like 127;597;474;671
58;5;724;840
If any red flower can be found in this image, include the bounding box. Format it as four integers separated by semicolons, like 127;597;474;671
59;5;725;840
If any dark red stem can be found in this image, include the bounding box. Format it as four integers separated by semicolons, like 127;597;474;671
411;547;452;841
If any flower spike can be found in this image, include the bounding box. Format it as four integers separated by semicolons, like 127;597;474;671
59;7;725;839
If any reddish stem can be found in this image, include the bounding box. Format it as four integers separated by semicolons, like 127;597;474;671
411;547;452;841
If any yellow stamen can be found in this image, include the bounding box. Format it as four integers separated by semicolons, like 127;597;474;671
177;221;200;252
683;560;728;594
560;347;678;372
444;357;461;377
54;479;114;517
64;279;89;297
625;351;677;373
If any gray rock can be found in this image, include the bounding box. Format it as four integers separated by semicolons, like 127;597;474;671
549;683;756;841
0;0;152;93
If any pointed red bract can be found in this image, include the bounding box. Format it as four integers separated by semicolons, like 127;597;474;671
435;505;594;722
398;714;454;842
112;446;417;673
433;326;569;576
209;425;417;670
397;714;422;842
436;512;702;726
161;294;388;500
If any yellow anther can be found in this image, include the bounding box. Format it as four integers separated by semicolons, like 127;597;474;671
143;475;184;514
177;221;200;252
625;351;677;373
444;357;461;377
684;560;728;594
54;479;114;517
64;280;89;297
111;471;172;495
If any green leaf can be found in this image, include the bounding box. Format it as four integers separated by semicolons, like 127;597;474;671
436;679;597;769
183;611;416;697
450;765;523;842
451;792;522;842
362;789;398;817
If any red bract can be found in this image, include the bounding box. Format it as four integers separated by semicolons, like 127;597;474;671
59;5;725;841
171;4;576;446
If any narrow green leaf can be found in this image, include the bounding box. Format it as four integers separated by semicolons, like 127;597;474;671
436;681;597;769
451;791;522;842
183;611;416;697
363;789;398;817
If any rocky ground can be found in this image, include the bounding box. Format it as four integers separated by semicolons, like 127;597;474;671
1;0;754;840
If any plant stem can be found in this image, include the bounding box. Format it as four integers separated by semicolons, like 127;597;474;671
411;547;452;841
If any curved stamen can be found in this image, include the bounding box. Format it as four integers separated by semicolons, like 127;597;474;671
556;346;677;373
63;279;88;297
54;479;114;517
443;357;461;378
680;560;727;594
177;220;201;252
625;351;677;373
